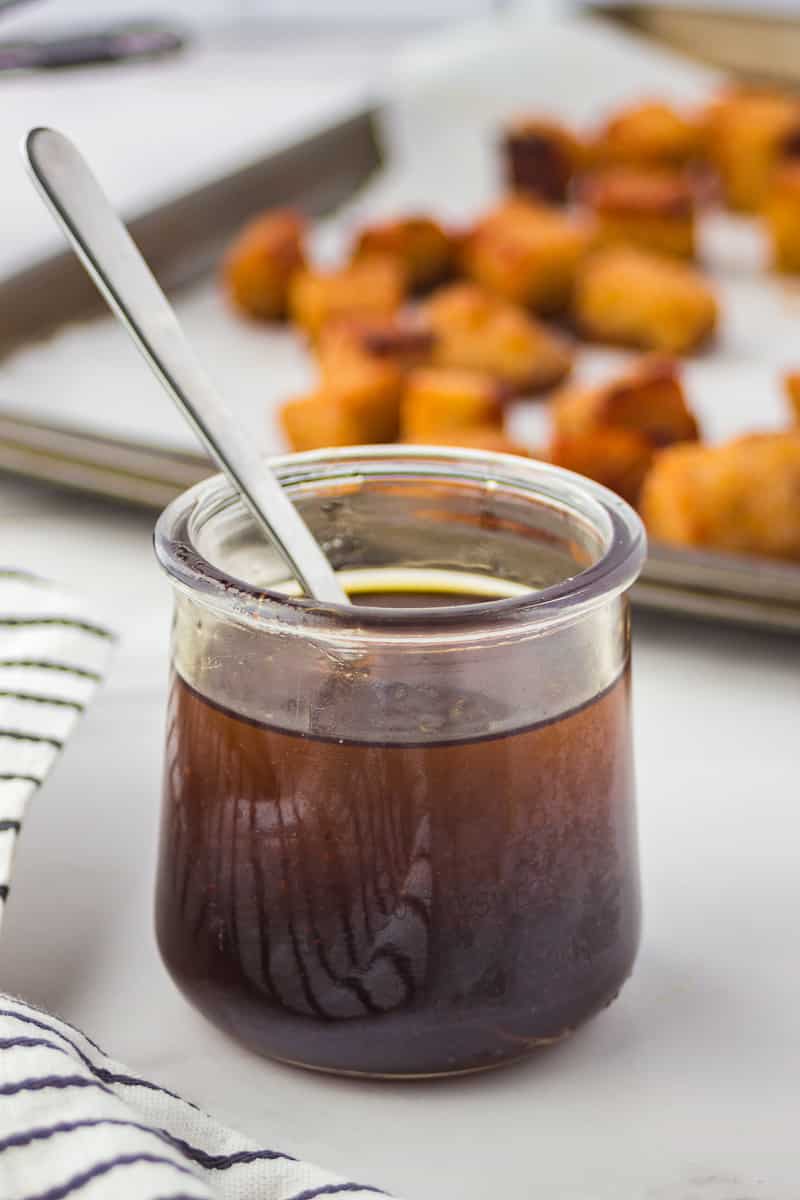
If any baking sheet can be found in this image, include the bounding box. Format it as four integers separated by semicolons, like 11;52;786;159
3;17;798;450
1;14;799;630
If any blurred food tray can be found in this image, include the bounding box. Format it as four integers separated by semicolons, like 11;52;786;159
1;15;799;634
1;406;798;633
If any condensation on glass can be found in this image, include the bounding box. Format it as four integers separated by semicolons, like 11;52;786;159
154;447;646;1077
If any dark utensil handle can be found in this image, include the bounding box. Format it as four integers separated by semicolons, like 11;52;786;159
0;25;184;72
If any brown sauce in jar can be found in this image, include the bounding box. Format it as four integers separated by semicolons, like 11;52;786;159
156;586;639;1076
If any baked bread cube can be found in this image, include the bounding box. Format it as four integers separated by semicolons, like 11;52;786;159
222;209;306;320
551;356;699;448
280;391;374;453
640;432;800;560
352;216;453;291
548;429;654;506
784;371;800;424
703;87;800;212
423;282;572;393
574;246;718;355
582;167;696;260
765;162;800;273
460;198;590;315
288;256;406;340
593;100;701;170
400;367;506;441
316;313;435;375
405;425;529;456
502;116;585;204
280;353;403;452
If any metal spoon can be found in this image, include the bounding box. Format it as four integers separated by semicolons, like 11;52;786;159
23;126;349;606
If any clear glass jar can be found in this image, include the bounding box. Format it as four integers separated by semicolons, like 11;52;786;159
154;446;645;1078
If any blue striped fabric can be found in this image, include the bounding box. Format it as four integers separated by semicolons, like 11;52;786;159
0;570;395;1200
0;995;390;1200
0;570;115;926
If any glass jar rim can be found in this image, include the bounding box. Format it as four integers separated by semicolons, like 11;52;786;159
154;445;646;637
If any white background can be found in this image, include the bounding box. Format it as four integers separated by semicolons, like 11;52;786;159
1;0;512;32
4;0;800;34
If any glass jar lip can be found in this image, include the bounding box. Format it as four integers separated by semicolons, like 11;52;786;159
153;445;646;635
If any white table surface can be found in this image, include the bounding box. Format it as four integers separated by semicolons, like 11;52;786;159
1;22;799;1200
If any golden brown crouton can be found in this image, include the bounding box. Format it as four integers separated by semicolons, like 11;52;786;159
316;313;435;375
784;371;800;424
280;391;371;453
764;162;800;274
640;432;800;560
548;429;655;506
405;425;529;456
582;167;696;260
502;116;585;204
288;256;406;340
280;354;403;453
460;198;590;315
422;282;572;393
593;99;701;170
400;367;506;441
222;209;306;320
703;87;800;212
352;216;454;291
551;356;699;448
574;246;718;355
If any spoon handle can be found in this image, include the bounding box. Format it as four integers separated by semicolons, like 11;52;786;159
23;126;349;606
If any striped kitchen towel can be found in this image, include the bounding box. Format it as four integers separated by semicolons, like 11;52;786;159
0;568;394;1200
0;568;115;925
0;994;388;1200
